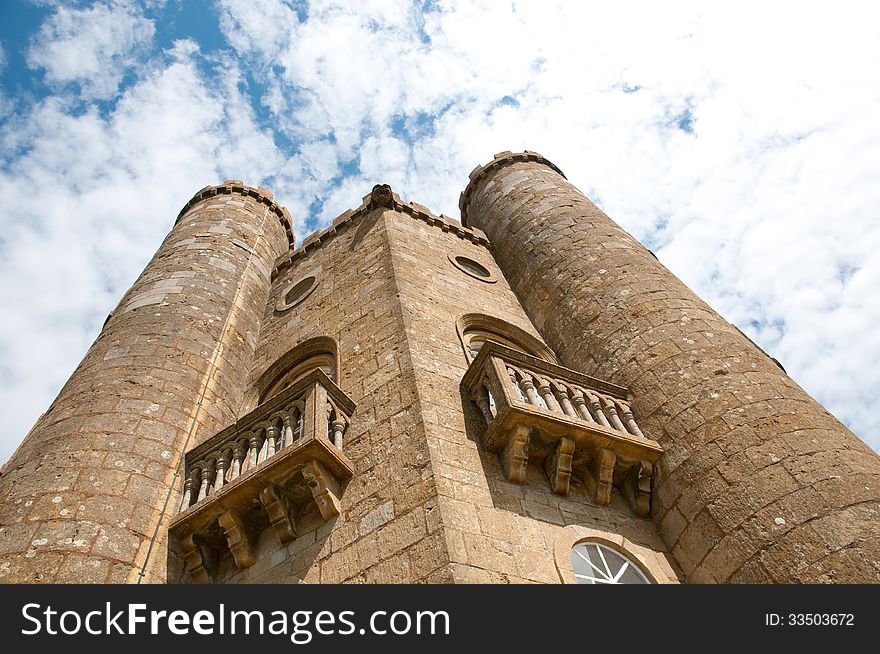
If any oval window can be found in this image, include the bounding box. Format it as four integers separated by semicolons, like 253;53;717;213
277;275;318;311
285;276;315;304
449;255;495;282
455;256;490;277
570;542;652;584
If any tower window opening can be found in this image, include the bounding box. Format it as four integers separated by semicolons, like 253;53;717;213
261;353;335;404
277;275;318;311
448;254;496;283
457;314;557;365
286;277;314;304
570;542;652;585
455;256;490;277
245;337;340;412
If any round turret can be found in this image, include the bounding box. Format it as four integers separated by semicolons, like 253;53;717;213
0;182;291;583
462;151;880;583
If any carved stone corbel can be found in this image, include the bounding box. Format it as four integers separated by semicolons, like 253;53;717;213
217;509;255;569
180;531;210;584
544;436;575;495
625;460;653;518
501;425;530;483
585;448;616;506
302;459;342;519
260;484;297;544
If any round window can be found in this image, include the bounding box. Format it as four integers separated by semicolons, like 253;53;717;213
285;276;315;304
570;542;652;584
455;256;490;277
276;275;318;311
448;255;496;283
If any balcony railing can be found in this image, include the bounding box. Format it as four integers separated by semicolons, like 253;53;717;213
169;369;355;582
461;343;663;517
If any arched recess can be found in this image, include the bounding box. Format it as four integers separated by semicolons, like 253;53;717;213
241;337;339;414
456;313;557;364
552;525;679;584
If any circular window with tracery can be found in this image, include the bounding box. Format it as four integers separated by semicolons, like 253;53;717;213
570;542;652;584
448;254;496;283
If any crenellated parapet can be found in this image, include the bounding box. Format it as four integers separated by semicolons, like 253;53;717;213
459;150;566;226
176;180;295;249
273;183;490;280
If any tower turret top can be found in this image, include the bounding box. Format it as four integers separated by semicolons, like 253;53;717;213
459;150;566;227
176;180;295;249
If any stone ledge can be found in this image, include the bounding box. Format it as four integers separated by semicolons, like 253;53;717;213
459;150;567;227
176;181;295;249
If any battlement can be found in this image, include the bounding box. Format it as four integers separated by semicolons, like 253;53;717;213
459;150;566;226
176;180;295;249
272;183;490;281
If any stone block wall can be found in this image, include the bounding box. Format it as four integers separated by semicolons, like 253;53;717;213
188;198;447;583
462;152;880;583
385;201;678;583
0;183;289;583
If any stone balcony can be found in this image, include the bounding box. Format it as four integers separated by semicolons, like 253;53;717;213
169;370;355;582
461;343;663;517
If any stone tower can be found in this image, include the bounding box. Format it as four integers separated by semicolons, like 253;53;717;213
461;151;880;583
0;152;877;584
0;183;292;582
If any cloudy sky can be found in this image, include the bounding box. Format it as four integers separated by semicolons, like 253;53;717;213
0;0;878;461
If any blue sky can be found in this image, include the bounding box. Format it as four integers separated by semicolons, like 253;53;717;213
1;0;879;461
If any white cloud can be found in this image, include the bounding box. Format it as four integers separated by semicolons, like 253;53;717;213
217;0;300;61
217;0;880;451
0;38;284;460
26;0;155;99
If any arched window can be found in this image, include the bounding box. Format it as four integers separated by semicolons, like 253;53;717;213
570;541;653;585
243;337;339;412
456;313;557;364
260;352;335;403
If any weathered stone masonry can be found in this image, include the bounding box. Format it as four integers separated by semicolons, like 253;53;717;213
386;194;675;583
171;189;453;583
461;151;880;583
0;182;290;583
1;151;877;585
